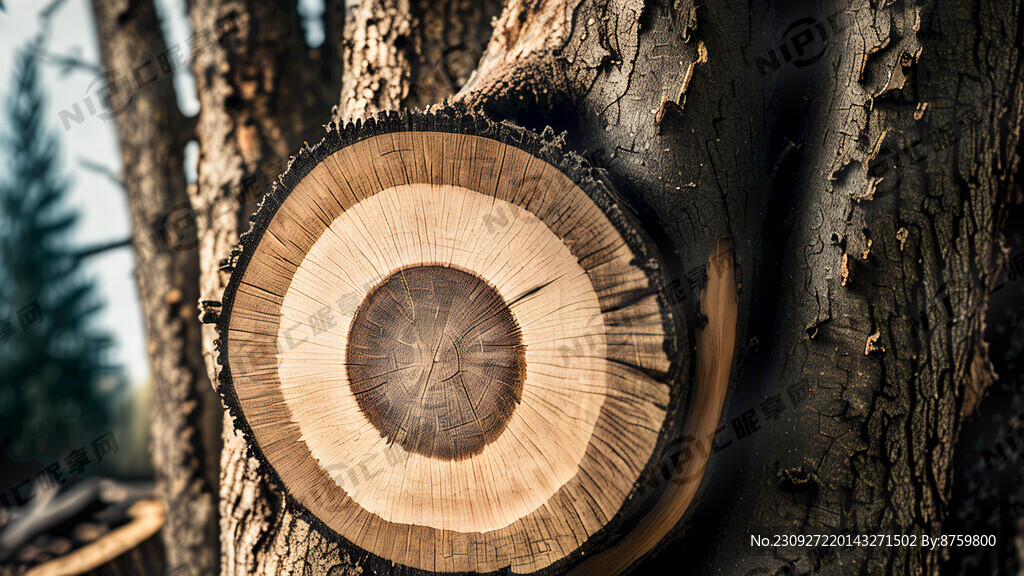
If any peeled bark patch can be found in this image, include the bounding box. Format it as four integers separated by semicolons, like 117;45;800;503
215;108;688;575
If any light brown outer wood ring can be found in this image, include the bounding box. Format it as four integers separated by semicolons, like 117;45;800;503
225;132;673;574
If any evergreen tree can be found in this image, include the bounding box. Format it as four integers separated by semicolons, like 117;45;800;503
0;40;120;460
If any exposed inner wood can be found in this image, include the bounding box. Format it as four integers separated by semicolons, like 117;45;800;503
567;238;737;576
223;131;674;573
347;264;525;460
275;182;611;535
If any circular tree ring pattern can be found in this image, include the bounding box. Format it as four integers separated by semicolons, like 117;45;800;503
346;263;526;462
217;112;687;576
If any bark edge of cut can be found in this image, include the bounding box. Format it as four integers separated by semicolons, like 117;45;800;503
213;104;693;576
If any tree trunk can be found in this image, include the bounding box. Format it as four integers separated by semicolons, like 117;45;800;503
89;2;221;574
699;0;1022;573
92;0;1022;573
338;0;499;122
185;2;335;574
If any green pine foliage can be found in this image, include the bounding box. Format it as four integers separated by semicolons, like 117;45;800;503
0;40;121;460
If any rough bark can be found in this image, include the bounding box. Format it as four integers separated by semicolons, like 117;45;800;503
89;1;221;574
704;0;1023;574
336;0;502;123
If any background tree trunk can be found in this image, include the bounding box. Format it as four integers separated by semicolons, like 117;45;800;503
89;1;221;574
186;2;336;573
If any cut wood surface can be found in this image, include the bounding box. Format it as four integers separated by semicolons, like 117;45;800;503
216;110;689;575
567;238;737;576
345;264;526;461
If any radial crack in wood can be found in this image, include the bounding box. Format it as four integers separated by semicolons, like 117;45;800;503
215;107;689;575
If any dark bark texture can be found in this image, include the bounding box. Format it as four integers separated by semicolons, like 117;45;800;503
704;0;1023;574
89;1;221;574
